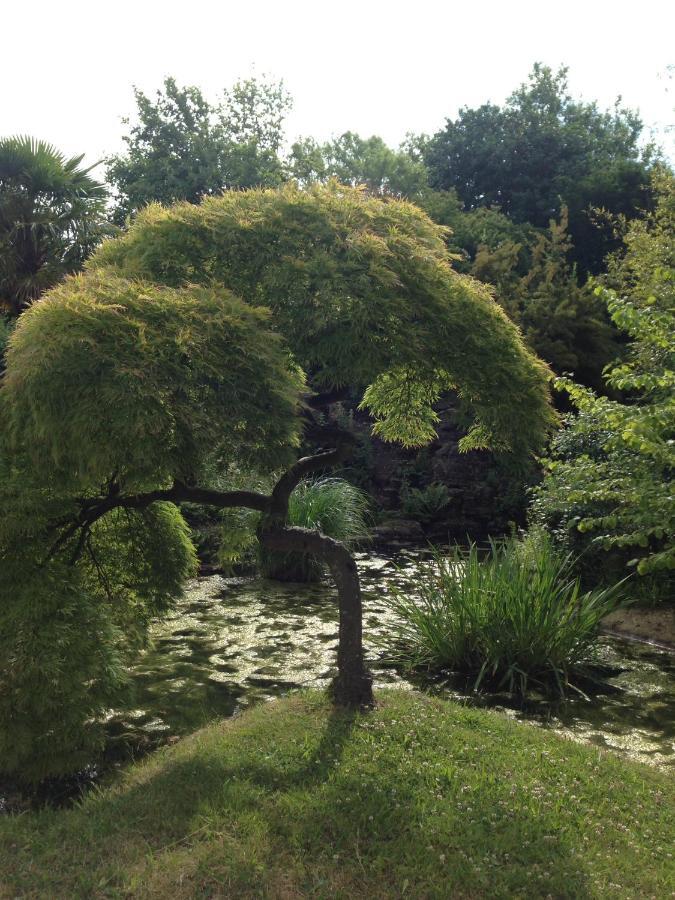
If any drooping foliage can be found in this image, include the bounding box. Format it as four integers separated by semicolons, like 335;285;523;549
92;182;555;455
532;171;675;580
2;271;304;489
0;496;197;780
0;136;109;316
101;68;659;392
0;183;554;779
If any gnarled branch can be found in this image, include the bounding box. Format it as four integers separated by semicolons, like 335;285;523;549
269;427;356;520
43;423;373;707
45;482;270;565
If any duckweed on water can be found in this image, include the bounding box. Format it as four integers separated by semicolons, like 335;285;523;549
108;551;675;770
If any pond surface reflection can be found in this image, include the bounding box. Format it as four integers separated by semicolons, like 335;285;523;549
111;551;675;769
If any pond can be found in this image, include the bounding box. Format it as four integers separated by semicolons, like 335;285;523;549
109;551;675;770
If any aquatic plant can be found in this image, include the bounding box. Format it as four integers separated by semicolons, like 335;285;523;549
381;535;626;696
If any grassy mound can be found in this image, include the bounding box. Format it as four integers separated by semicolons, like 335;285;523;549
1;691;673;898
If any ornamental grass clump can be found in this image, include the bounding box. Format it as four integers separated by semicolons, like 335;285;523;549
261;477;370;581
382;535;625;696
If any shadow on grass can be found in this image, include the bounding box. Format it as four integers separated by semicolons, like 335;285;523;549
13;703;591;897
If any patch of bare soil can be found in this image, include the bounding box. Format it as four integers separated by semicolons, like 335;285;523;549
603;605;675;650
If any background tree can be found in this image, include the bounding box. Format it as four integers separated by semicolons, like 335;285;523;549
0;183;554;780
0;136;109;317
106;75;291;223
289;132;428;196
471;208;620;389
532;171;674;585
424;64;654;275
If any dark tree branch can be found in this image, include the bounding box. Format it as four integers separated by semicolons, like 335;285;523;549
269;428;356;521
42;424;373;707
85;536;115;604
78;482;270;519
44;482;270;565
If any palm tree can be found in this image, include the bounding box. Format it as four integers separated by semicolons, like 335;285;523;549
0;136;110;316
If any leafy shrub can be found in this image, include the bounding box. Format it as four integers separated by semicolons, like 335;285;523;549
262;477;370;581
532;170;675;583
380;536;625;696
400;481;451;524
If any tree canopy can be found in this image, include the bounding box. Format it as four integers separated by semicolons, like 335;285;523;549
470;207;620;390
533;171;675;578
0;183;554;780
106;76;291;223
289;132;428;197
424;64;654;275
92;182;554;453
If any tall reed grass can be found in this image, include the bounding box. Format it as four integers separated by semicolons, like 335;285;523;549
261;477;370;581
381;534;626;696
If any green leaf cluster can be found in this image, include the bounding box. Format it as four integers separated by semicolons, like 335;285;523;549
470;208;620;389
106;76;291;224
288;132;428;197
533;171;675;577
2;271;304;490
424;64;654;276
0;495;197;781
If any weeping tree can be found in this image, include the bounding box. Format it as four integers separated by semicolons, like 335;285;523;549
0;183;554;780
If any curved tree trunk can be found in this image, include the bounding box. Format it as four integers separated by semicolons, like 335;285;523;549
262;423;373;705
61;422;375;707
260;525;373;706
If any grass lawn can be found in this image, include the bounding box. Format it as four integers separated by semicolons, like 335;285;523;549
1;690;673;898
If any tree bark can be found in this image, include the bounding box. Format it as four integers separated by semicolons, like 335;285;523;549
62;424;374;708
260;526;373;706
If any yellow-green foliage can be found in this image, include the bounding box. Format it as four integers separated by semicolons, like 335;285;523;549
0;183;555;780
2;271;304;490
0;500;197;781
90;182;555;454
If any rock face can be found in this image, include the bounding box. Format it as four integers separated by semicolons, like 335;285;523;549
333;394;536;542
370;519;426;548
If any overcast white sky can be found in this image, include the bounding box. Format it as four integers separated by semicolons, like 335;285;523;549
3;0;673;169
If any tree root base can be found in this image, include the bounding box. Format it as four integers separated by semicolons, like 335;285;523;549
329;673;375;708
